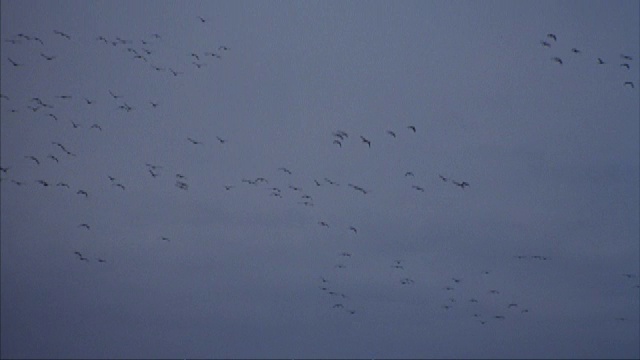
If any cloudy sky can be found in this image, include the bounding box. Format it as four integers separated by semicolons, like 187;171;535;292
1;0;639;358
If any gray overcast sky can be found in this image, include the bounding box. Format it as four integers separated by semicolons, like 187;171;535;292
1;0;639;358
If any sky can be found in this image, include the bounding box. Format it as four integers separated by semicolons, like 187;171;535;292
1;0;639;358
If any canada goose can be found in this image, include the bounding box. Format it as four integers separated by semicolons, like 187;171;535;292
333;139;342;147
56;182;70;188
216;136;226;144
109;90;122;99
360;136;371;147
78;223;90;230
552;57;563;65
90;124;102;131
77;190;88;197
439;174;448;182
405;171;414;177
408;125;416;132
349;226;357;233
113;183;125;190
278;167;292;175
547;33;557;41
48;155;59;163
318;221;329;227
386;130;396;137
623;81;634;88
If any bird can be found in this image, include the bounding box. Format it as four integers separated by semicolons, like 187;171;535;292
197;16;206;23
508;303;518;308
90;124;102;131
332;304;344;309
40;53;56;61
493;315;506;320
333;140;342;147
386;130;396;138
452;278;462;283
408;125;416;132
360;136;371;147
620;63;630;69
8;57;22;67
218;46;230;51
10;180;25;186
540;40;551;47
552;57;563;65
109;90;122;99
76;190;89;197
169;68;183;76
318;221;329;227
224;185;234;190
187;137;202;145
597;58;605;64
216;136;227;144
160;236;170;242
453;181;469;189
546;33;557;41
349;226;357;234
405;171;414;177
56;182;70;188
412;185;424;192
620;54;633;61
278;167;292;175
439;174;448;182
53;30;71;39
36;180;49;186
0;166;9;173
97;258;106;263
624;81;634;88
113;183;125;190
25;156;40;165
47;155;59;163
70;120;80;129
78;223;90;230
571;48;581;54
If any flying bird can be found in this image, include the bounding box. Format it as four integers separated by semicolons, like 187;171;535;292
620;54;633;61
412;185;424;192
53;30;71;39
552;57;563;65
109;90;122;99
113;183;125;190
360;136;371;147
571;48;581;54
40;53;56;61
333;139;342;147
278;167;292;175
78;223;90;230
405;171;414;177
187;137;202;145
597;58;605;64
36;180;49;186
540;40;551;47
90;124;102;131
77;190;89;197
439;174;448;182
25;156;40;165
197;16;207;23
10;180;24;186
407;125;416;132
623;81;634;88
8;57;22;67
47;155;59;163
547;33;557;41
386;130;396;138
620;63;630;69
349;226;357;234
56;182;70;188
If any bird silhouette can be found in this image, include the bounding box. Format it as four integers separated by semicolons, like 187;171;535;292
540;40;551;47
78;223;90;230
349;226;357;234
623;81;634;88
620;63;630;69
40;53;56;61
405;171;414;177
571;48;581;54
360;136;371;147
25;156;40;165
386;130;396;138
552;57;563;65
547;33;557;41
620;54;633;61
53;30;71;39
408;125;416;132
47;155;59;163
597;58;605;64
77;190;89;197
278;167;292;175
187;137;202;145
216;136;227;144
8;57;22;67
36;180;49;186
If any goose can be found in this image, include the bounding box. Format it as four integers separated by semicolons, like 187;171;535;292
36;180;49;186
187;137;202;145
597;58;605;64
78;223;90;230
40;53;56;61
620;54;633;60
571;48;581;54
620;63;630;69
360;136;371;147
90;124;102;131
48;155;59;163
278;167;292;175
349;226;357;233
405;171;414;177
216;136;227;144
540;40;551;47
623;81;634;88
8;57;22;66
56;182;70;188
547;33;557;41
552;57;563;65
408;125;416;132
77;190;89;197
386;130;396;137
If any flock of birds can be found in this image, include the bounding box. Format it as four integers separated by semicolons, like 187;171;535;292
1;17;638;338
541;32;636;89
